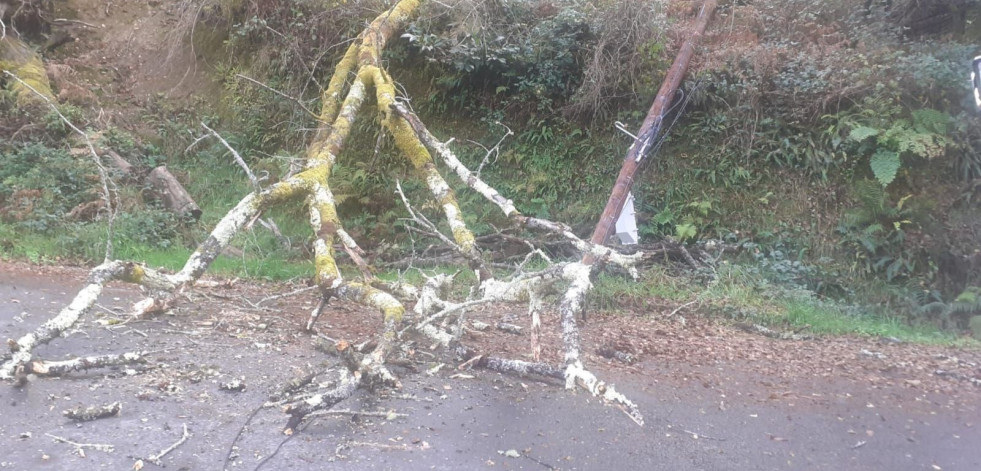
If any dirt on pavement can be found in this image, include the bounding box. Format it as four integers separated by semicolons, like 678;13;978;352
0;261;979;470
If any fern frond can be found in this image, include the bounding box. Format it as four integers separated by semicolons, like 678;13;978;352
852;179;885;210
847;125;879;142
870;149;900;186
911;109;950;135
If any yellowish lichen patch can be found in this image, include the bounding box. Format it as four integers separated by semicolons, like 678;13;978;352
390;117;434;169
362;67;434;170
314;203;341;233
351;283;405;324
124;264;145;284
265;178;305;204
319;42;359;125
315;255;339;283
1;38;55;105
360;0;420;63
452;226;476;252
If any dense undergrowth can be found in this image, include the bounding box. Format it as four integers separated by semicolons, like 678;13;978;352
1;0;980;342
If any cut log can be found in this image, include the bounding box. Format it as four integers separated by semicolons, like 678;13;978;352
147;165;202;220
103;150;136;181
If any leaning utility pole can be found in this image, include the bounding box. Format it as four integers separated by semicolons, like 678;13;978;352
587;0;717;253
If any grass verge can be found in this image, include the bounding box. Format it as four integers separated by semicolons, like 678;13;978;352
591;264;979;347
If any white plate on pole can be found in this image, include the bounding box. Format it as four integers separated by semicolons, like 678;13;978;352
615;192;639;245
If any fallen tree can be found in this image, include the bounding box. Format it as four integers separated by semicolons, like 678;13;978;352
1;0;717;433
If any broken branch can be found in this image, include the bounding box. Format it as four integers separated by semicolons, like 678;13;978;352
46;433;115;456
146;423;191;466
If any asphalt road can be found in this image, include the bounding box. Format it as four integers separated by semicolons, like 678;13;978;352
0;264;977;470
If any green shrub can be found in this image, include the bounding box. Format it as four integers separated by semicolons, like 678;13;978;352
402;0;593;117
0;143;98;231
837;180;917;281
838;105;952;186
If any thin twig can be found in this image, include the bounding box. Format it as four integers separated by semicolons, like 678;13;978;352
223;405;264;470
474;121;513;177
306;409;407;419
200;122;261;193
682;429;726;441
405;297;495;335
51;18;99;28
395;180;460;252
667;300;698;318
255;285;318;306
343;440;415;451
261;24;323;91
183;132;210;154
234;73;320;120
45;433;114;456
146;423;191;466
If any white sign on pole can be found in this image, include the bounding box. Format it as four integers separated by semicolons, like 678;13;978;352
614;192;639;245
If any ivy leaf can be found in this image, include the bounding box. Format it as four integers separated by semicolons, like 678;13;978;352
870;150;900;187
848;126;879;142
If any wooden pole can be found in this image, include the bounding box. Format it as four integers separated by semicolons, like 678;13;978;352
586;0;717;254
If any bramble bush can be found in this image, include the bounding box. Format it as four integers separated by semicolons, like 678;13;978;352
0;143;97;231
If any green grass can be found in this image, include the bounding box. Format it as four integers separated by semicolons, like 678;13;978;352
590;262;979;347
0;226;312;281
0;157;316;281
118;246;312;280
779;295;977;346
